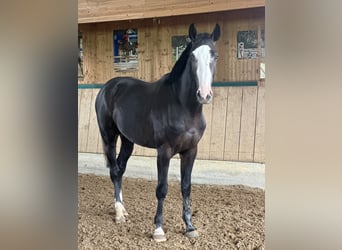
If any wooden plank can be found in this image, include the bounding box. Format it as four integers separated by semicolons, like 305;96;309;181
78;89;82;123
238;87;258;161
144;148;157;157
219;18;229;82
133;144;145;156
97;134;103;154
78;0;265;23
78;89;92;152
224;87;243;161
158;23;172;76
86;89;100;153
137;25;146;81
209;88;228;160
95;26;107;83
82;24;97;83
140;25;155;82
254;85;265;162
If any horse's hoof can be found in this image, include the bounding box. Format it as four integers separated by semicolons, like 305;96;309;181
153;234;167;242
115;216;126;223
153;227;166;242
185;230;199;238
115;202;127;223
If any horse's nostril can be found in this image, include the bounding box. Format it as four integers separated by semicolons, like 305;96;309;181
197;90;201;98
206;94;212;101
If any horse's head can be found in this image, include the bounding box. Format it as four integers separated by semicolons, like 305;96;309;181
188;23;220;104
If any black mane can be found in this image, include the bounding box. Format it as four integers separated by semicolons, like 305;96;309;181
167;33;215;84
168;42;192;83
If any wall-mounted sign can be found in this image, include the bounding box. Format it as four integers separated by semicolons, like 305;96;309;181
260;62;265;79
113;29;138;72
237;30;258;59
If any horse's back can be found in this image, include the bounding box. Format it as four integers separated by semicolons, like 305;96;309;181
96;77;148;111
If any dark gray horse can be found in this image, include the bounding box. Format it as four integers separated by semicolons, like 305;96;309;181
95;23;220;242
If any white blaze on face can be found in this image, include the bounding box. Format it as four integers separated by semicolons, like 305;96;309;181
192;45;213;100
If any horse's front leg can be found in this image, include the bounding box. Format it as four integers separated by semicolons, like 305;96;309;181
153;146;172;242
180;147;199;238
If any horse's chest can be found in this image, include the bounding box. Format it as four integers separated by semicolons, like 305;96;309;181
152;111;206;151
171;124;205;152
178;128;201;144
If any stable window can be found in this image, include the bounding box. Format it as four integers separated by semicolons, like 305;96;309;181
261;29;265;58
78;31;84;78
171;35;190;63
113;29;138;72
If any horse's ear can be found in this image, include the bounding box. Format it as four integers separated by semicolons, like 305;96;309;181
189;23;197;41
211;23;220;42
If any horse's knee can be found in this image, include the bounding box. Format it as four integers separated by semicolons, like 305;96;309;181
181;182;191;197
156;183;168;199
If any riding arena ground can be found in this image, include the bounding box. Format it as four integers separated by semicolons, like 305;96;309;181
78;174;265;249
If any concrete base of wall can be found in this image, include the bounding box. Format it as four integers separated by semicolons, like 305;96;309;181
78;153;265;189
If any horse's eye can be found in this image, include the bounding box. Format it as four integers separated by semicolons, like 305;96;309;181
213;54;218;61
210;50;218;60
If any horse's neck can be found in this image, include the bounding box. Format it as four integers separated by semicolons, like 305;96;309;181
174;64;202;114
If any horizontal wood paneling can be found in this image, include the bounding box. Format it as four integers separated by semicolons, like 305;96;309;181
79;0;265;23
78;85;265;162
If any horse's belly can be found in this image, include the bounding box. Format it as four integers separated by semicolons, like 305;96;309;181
113;108;157;148
134;138;157;149
119;125;157;149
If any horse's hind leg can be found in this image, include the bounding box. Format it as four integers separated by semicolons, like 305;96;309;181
98;119;132;223
112;135;134;222
98;125;121;222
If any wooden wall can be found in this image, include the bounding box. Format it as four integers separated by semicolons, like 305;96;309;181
78;8;265;162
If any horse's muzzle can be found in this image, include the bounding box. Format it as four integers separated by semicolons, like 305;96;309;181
196;89;213;104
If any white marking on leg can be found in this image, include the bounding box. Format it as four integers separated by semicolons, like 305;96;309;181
153;227;166;242
154;227;165;235
115;202;127;223
115;189;123;203
117;190;128;216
